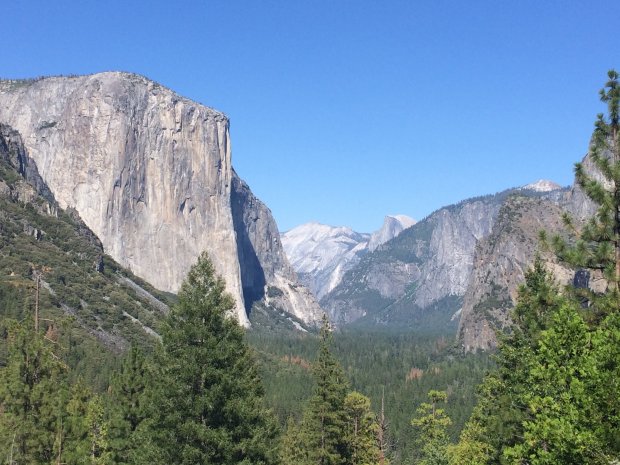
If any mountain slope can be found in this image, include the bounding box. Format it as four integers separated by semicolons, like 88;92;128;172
456;195;571;351
0;73;321;327
455;168;599;351
321;194;506;327
282;223;370;300
0;123;171;369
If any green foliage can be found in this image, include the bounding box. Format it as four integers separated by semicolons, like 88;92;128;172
279;415;308;465
502;303;607;464
301;315;350;465
141;252;279;465
448;416;491;465
551;69;620;310
411;390;452;465
248;325;491;463
107;346;149;465
0;320;66;465
343;391;381;465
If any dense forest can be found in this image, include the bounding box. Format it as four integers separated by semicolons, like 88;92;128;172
1;71;619;464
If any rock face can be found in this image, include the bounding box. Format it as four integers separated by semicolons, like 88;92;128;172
367;215;416;251
231;173;322;323
455;158;601;351
281;215;415;301
456;196;572;352
282;223;370;300
0;73;321;327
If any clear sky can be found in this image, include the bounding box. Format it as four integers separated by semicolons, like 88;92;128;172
2;1;619;232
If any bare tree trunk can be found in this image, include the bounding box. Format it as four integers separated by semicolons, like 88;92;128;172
34;272;40;333
377;386;388;465
614;126;620;290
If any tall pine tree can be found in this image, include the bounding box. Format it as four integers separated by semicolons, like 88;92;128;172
302;314;349;465
553;69;620;315
343;391;380;465
0;319;66;465
141;252;278;465
107;345;149;465
411;390;452;465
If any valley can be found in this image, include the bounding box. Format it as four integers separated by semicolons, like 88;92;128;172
0;69;618;464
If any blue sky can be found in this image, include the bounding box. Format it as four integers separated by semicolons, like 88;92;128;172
2;1;619;232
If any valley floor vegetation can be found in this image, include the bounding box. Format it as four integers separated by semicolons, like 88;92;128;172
1;70;620;464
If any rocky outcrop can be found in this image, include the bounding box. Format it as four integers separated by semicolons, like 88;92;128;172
0;73;321;327
455;153;603;351
457;195;572;352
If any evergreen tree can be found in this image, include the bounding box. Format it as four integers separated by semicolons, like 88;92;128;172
552;69;620;314
343;391;380;465
142;252;278;465
502;303;607;464
411;390;452;465
108;345;149;465
279;416;309;465
63;380;95;465
447;413;491;465
0;319;66;465
302;314;349;465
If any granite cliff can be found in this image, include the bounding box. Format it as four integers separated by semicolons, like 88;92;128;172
0;72;321;326
456;195;572;351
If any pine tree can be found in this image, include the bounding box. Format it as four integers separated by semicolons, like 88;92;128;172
279;416;309;465
502;303;607;464
302;314;349;465
0;319;66;465
142;252;278;465
343;391;380;465
552;69;620;314
63;380;95;465
107;345;149;465
411;390;452;465
447;414;491;465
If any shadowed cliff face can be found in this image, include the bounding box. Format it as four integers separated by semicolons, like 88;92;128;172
0;72;322;327
231;173;267;312
231;172;323;323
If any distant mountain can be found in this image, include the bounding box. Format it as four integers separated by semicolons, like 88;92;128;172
281;215;415;300
520;179;563;192
367;215;416;251
320;181;580;333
